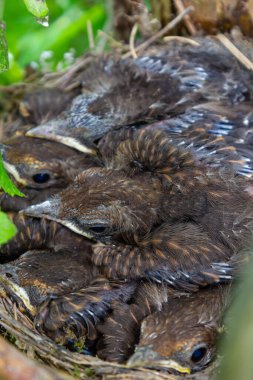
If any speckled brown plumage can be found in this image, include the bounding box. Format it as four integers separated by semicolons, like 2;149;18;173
26;38;253;153
26;57;184;153
0;213;91;262
0;136;101;212
34;279;136;344
24;129;253;290
98;283;231;373
0;246;135;345
128;285;231;373
0;247;96;315
99;101;253;179
97;282;182;363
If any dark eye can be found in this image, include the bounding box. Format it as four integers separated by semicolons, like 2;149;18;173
32;173;51;184
89;226;107;234
191;346;207;363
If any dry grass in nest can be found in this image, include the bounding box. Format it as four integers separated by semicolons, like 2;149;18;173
0;296;220;379
0;297;183;380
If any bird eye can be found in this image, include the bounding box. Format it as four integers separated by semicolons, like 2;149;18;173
89;226;107;234
190;345;207;363
32;173;51;184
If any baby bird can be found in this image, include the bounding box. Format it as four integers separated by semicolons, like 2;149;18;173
99;100;253;179
1;136;98;188
98;283;231;374
26;57;183;153
0;136;100;259
26;38;253;153
0;247;136;344
24;129;253;290
0;212;91;262
96;282;185;362
0;247;95;315
128;285;230;373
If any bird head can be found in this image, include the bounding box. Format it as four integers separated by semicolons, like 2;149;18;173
127;286;228;373
26;57;183;154
128;318;215;373
22;167;162;243
1;136;97;190
0;248;96;318
26;93;113;154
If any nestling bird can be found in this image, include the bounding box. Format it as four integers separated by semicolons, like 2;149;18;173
136;37;253;103
127;285;230;373
97;283;231;374
0;247;96;316
34;278;136;344
26;57;184;153
0;136;101;211
26;38;253;153
0;246;136;344
0;212;93;262
97;282;186;363
23;129;253;290
99;100;253;179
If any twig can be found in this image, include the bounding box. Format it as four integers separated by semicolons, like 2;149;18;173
123;6;194;58
13;302;17;321
97;30;125;49
163;36;199;46
43;56;94;88
96;0;114;53
173;0;197;35
216;34;253;71
129;23;139;58
87;20;95;50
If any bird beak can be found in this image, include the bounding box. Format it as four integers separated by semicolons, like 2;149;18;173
21;198;95;239
0;143;8;156
0;272;36;317
26;121;96;155
2;161;27;186
0;144;27;186
21;197;61;221
127;346;191;374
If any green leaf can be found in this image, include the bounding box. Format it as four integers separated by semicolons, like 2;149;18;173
22;0;49;19
0;211;17;244
0;155;25;197
17;4;105;65
0;21;9;72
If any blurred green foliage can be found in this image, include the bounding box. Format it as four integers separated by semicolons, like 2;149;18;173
0;210;17;244
218;255;253;380
23;0;49;20
0;0;107;84
0;155;24;197
0;21;9;72
0;155;25;244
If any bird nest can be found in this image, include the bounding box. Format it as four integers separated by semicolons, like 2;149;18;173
1;3;253;379
0;296;193;380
